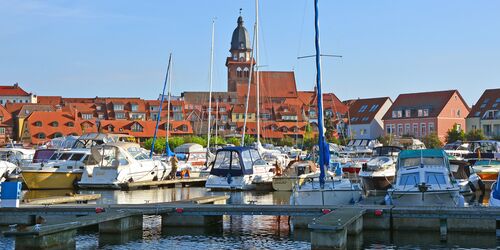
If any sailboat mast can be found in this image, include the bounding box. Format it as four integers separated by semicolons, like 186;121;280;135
255;0;260;144
207;19;215;162
241;17;258;146
150;53;172;158
166;57;173;144
314;0;326;187
215;101;219;143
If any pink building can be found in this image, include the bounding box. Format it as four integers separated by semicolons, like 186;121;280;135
382;90;470;142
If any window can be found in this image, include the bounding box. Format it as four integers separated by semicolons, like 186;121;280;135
173;113;183;121
428;122;435;133
392;111;397;118
418;109;423;117
0;128;5;135
221;115;228;121
426;172;446;185
405;109;411;118
361;117;369;121
456;109;461;117
114;104;124;111
38;133;46;139
400;173;420;187
358;105;368;113
219;107;226;112
483;98;490;104
369;104;379;112
130;114;144;120
172;106;182;112
34;121;42;127
474;111;481;117
98;114;104;119
360;129;366;135
53;132;63;138
115;113;126;119
131;104;138;112
131;123;143;132
243;67;250;77
236;67;242;78
423;109;429;117
108;125;114;132
413;123;418;136
405;124;411;135
82;113;93;120
51;121;59;127
70;154;85;161
480;103;487;108
420;123;426;136
96;105;102;111
397;124;403;135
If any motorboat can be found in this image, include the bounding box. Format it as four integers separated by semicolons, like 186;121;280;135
20;149;90;189
272;161;317;191
290;173;363;206
488;174;500;206
205;147;275;190
174;143;211;178
443;141;470;160
261;151;290;168
470;159;500;183
0;148;35;168
78;142;171;189
448;156;484;194
359;146;402;192
386;149;464;207
0;161;17;182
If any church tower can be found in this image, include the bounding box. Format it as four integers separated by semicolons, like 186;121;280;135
226;15;254;92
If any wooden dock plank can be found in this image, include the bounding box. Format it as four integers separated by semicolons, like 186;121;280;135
120;178;207;190
308;208;365;231
23;194;101;205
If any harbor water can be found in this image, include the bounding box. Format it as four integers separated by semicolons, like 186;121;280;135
0;187;497;249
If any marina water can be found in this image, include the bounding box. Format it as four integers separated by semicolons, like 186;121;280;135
0;187;497;249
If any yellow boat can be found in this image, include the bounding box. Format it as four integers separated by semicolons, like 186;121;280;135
21;169;82;189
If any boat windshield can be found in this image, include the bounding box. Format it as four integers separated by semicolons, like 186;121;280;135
188;152;206;162
474;160;500;166
70;153;85;161
425;172;446;185
127;147;149;160
400;157;444;167
49;153;61;160
241;150;254;171
400;172;419;187
58;153;72;161
214;151;240;170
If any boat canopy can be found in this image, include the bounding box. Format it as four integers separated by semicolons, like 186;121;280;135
209;147;265;177
174;143;204;153
90;142;144;167
397;149;448;169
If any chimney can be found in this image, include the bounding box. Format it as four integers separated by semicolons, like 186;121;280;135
14;82;19;87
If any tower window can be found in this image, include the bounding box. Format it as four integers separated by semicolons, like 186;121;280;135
236;67;242;78
243;67;249;77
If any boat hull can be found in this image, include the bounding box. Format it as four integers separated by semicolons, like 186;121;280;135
272;176;299;191
477;172;498;181
386;190;464;207
21;170;82;190
291;189;363;205
361;175;394;191
205;175;255;190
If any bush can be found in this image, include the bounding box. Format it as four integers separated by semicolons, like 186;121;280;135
143;137;166;153
445;124;466;143
377;135;395;146
422;133;443;149
226;137;241;146
244;135;256;145
278;137;295;146
167;136;185;149
209;136;226;146
466;129;486;141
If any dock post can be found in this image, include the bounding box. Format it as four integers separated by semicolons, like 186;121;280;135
15;229;77;250
161;213;223;227
440;218;447;242
310;227;347;250
99;214;143;233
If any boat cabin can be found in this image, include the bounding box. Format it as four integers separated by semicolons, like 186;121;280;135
209;147;268;177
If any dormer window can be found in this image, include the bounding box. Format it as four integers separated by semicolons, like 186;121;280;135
82;113;93;120
358;105;368;113
34;121;42;127
114;104;124;111
131;123;143;132
67;122;74;127
51;121;59;127
131;104;138;112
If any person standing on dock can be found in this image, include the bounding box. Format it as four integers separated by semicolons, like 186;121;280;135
169;155;179;179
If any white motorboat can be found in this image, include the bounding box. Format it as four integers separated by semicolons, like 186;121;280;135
173;143;210;178
0;148;35;168
359;146;402;191
290;173;363;205
386;149;464;207
0;161;17;182
79;142;171;189
205;147;275;190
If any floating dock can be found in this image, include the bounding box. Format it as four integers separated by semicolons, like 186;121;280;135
23;194;101;205
119;177;207;190
1;201;499;249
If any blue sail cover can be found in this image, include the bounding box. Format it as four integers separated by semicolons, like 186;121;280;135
165;141;175;157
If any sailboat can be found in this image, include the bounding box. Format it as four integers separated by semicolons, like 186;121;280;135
290;0;363;206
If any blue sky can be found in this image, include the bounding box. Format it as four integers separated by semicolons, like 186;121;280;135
1;1;499;105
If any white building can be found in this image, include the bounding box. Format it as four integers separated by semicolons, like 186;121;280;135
0;83;37;105
347;97;392;140
466;88;500;138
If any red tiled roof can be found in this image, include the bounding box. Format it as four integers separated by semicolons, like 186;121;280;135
0;84;30;96
37;96;63;106
100;120;192;137
467;88;500;118
5;103;55;117
235;71;298;99
24;111;85;144
348;97;391;125
382;90;468;120
0;105;13;126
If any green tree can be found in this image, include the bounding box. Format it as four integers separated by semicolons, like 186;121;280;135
226;137;241;146
143;137;166;153
210;136;226;146
466;129;486;141
445;124;466;143
184;135;207;147
422;133;443;148
278;137;295;146
167;136;185;150
377;134;395;146
244;134;256;145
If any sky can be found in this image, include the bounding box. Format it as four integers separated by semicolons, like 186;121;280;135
1;0;499;105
